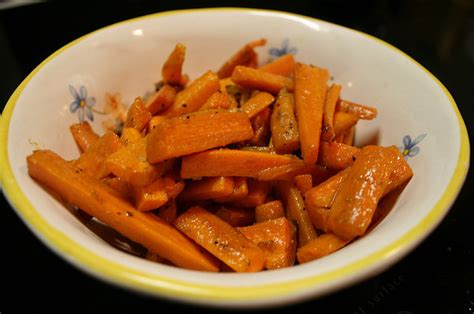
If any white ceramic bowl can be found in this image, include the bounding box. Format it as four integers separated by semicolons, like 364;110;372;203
0;8;469;308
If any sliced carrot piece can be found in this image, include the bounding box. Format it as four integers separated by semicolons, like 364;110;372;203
162;166;185;199
385;146;414;192
174;206;265;272
156;200;177;224
215;206;255;227
297;233;350;263
294;174;313;194
102;176;132;202
124;97;152;132
318;142;360;171
255;200;285;223
147;115;167;132
70;121;99;152
120;127;142;146
230;179;271;208
162;43;188;86
255;162;314;181
304;168;350;209
231;66;294;94
199;91;233;110
321;84;341;142
259;54;296;77
337;99;377;120
215;177;248;202
178;177;234;202
240;92;275;119
145;84;176;115
333;111;358;138
270;89;300;154
246;107;272;146
218;78;240;108
133;178;169;212
307;206;330;232
217;38;267;78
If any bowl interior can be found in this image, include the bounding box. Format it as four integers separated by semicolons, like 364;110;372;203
1;9;468;306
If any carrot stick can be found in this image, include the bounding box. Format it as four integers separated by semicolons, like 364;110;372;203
199;91;233;110
162;70;220;117
70;121;99;152
147;110;253;163
304;168;350;209
337;99;377;120
162;43;188;86
246;107;272;146
27;150;219;272
297;233;349;264
180;149;304;179
231;66;294;94
215;177;248;202
147;116;167;132
102;176;132;202
178;177;235;202
145;84;176;115
124;97;152;132
240;92;275;119
270;89;300;154
255;200;285;223
174;206;265;272
132;178;169;212
215;206;255;227
321;84;341;142
318;142;360;170
238;217;296;269
156;200;177;224
294;63;329;165
294;174;313;194
259;54;296;77
255;162;313;181
120;127;142;146
217;38;267;78
162;166;186;199
230;179;271;208
218;78;240;108
385;146;414;192
333;111;358;138
307;206;330;232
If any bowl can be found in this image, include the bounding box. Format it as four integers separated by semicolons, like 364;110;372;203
0;8;469;308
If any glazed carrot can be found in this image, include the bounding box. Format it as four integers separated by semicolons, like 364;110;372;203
215;177;248;202
231;66;294;94
297;233;349;264
327;146;395;240
27;150;219;272
156;200;177;224
215;206;255;227
178;177;235;202
294;174;313;194
240;92;275;119
217;38;267;78
231;179;271;208
73;131;122;180
147;110;253;163
385;146;413;192
246;107;272;146
120;127;142;146
274;181;317;247
218;78;239;108
162;71;219;117
333;111;358;138
174;206;265;272
238;217;296;269
307;206;330;232
69;121;99;152
342;126;355;146
133;178;169;212
255;200;285;223
145;84;176;115
337;99;377;120
147;116;167;132
259;54;295;77
270;89;300;154
162;166;185;199
318;142;360;171
255;158;314;181
305;168;350;209
199;91;233;110
106;137;174;187
321;84;341;142
102;176;132;202
162;43;188;86
294;63;329;165
180;149;305;179
124;97;152;132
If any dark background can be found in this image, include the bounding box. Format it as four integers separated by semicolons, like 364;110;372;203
1;1;472;313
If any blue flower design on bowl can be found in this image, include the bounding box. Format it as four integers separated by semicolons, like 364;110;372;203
269;39;297;59
399;134;426;159
69;85;97;123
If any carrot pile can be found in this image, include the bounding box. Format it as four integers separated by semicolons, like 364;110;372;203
27;39;413;272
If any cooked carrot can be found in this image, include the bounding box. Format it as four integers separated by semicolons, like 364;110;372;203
294;174;313;194
305;168;350;209
294;63;329;165
162;166;185;199
106;137;174;187
199;91;233;110
215;206;255;227
147;115;167;132
231;179;271;208
297;233;350;264
255;161;314;181
342;126;356;146
328;146;395;240
147;110;253;163
238;217;296;269
337;99;377;120
133;178;169;212
274;181;317;247
270;89;300;154
240;92;275;119
215;177;248;202
70;121;99;152
178;177;234;202
174;206;265;272
124;97;152;132
120;127;142;146
73;131;122;180
246;107;272;146
145;84;176;115
102;176;132;202
259;54;295;77
255;200;285;223
333;111;358;138
318;142;360;170
217;38;267;78
321;84;341;142
307;206;330;232
27;150;219;272
162;43;188;86
385;146;413;192
156;200;177;224
162;71;219;117
231;66;294;94
180;149;305;179
218;78;240;108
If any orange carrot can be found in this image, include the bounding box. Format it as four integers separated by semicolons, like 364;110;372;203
27;150;219;272
120;127;142;146
145;84;176;115
318;142;360;170
162;71;219;117
174;206;265;272
215;206;255;227
231;179;271;208
342;126;356;146
231;66;294;94
255;200;285;223
217;38;267;78
156;200;177;224
133;178;169;212
333;111;358;138
304;168;350;209
321;84;341;142
337;99;377;120
255;159;314;181
218;78;240;108
259;54;296;77
297;233;349;263
246;107;272;146
70;121;99;152
385;146;413;192
162;43;188;86
270;89;300;154
124;97;152;132
294;174;313;194
199;91;233;110
240;92;275;119
215;177;248;202
102;176;132;202
147;115;167;132
162;166;185;199
178;177;235;202
307;206;330;232
238;217;296;269
147;110;253;163
294;63;329;165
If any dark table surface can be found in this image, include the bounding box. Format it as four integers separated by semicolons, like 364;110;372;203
1;1;473;313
